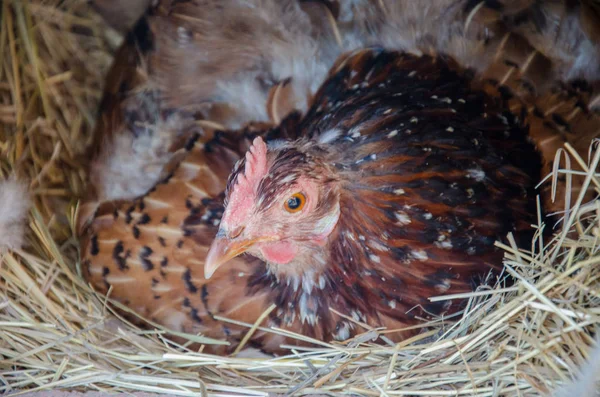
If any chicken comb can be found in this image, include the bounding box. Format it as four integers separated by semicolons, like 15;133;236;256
222;137;268;226
241;136;268;192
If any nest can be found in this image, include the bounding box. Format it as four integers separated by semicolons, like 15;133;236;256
1;1;599;396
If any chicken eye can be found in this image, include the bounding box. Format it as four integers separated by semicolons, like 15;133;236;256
284;193;306;213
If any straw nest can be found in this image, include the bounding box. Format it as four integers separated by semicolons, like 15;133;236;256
1;1;600;396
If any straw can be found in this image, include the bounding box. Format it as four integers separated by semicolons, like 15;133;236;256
0;1;599;396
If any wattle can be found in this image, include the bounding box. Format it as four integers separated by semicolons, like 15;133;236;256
259;241;298;264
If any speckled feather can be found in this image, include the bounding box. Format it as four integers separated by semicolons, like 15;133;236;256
219;49;541;340
80;0;600;354
81;125;283;353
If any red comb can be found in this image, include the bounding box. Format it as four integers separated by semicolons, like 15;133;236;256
241;136;268;192
222;137;268;226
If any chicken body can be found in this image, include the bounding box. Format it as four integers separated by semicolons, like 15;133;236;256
80;0;600;354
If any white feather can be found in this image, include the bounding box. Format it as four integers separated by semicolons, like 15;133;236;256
318;128;342;144
553;341;600;397
91;110;196;202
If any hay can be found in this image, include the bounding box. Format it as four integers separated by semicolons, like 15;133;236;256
1;0;600;395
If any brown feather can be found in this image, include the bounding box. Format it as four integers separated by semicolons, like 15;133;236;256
80;0;600;354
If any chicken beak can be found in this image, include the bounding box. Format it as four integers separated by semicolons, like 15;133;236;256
204;235;257;279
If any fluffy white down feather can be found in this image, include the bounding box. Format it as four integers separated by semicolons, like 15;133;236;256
0;178;30;251
90;109;197;202
553;340;600;397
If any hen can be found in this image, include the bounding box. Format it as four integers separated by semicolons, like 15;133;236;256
79;0;600;354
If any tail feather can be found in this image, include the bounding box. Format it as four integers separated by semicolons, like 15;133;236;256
472;27;600;215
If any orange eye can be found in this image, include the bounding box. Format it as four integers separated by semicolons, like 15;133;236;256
284;192;306;213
